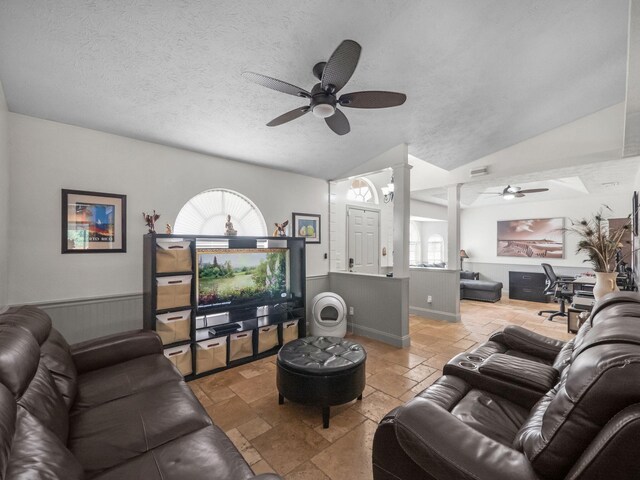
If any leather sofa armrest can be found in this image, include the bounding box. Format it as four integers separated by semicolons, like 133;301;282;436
491;325;564;361
71;330;163;374
394;397;541;480
478;353;558;393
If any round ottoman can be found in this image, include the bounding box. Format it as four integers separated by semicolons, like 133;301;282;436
276;336;367;428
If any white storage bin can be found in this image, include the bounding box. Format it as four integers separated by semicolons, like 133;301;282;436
229;331;253;362
257;325;278;353
282;320;299;344
155;310;191;345
156;275;192;310
156;240;192;273
196;337;227;374
163;344;192;376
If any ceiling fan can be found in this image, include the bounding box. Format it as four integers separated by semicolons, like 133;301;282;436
481;185;549;200
242;39;407;135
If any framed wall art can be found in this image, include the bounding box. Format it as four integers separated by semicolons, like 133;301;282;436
497;217;564;258
62;189;127;253
292;212;321;244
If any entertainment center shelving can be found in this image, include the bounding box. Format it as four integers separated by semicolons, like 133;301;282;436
143;233;306;380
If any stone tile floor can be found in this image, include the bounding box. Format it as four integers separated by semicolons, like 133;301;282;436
188;298;573;480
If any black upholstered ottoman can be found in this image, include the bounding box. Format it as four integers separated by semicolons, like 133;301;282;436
276;336;366;428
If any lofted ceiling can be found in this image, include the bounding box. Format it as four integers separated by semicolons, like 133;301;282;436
0;0;631;179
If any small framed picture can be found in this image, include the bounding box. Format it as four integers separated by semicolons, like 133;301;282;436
292;212;321;244
62;189;127;253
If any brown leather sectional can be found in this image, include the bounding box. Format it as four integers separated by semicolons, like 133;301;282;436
0;305;282;480
373;292;640;480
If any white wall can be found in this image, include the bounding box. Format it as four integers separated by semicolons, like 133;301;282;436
461;192;631;268
8;114;329;304
410;199;447;220
0;82;9;307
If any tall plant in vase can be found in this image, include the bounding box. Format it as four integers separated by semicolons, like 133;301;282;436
565;207;631;300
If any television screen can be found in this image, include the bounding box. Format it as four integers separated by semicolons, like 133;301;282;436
197;248;289;310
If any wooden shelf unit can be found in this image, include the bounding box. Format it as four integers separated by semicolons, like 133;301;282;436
143;233;306;380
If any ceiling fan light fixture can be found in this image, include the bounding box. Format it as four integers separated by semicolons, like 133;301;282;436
503;193;516;200
312;104;335;118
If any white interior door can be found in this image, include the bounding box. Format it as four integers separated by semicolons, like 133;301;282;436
347;207;380;274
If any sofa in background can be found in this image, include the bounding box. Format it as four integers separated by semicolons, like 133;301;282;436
372;292;640;480
0;305;281;480
460;270;503;302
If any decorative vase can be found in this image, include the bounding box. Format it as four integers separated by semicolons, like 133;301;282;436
593;272;619;300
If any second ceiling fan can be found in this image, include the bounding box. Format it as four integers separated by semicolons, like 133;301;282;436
482;185;549;200
242;40;407;135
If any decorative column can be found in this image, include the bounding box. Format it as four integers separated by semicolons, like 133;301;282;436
393;163;412;278
448;184;461;321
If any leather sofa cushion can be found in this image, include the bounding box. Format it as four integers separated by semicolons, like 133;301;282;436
451;389;529;446
1;305;53;345
18;362;69;443
69;380;212;475
0;384;16;477
0;324;40;398
92;425;256;480
72;353;183;414
416;375;470;410
40;328;78;411
478;354;558;393
6;408;84;480
460;279;503;291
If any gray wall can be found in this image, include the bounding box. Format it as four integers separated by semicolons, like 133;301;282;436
409;268;460;322
0;81;9;307
329;272;409;347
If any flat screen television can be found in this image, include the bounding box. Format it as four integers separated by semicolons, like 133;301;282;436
197;248;290;310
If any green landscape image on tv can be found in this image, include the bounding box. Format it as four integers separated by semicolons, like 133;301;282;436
197;248;289;309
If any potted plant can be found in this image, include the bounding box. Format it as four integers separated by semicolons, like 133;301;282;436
565;207;631;300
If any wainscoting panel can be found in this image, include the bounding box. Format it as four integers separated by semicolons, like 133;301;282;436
37;294;143;344
466;262;591;293
409;268;460;322
28;276;332;345
329;272;409;347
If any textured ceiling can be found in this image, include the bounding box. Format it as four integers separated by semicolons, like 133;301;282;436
0;0;630;179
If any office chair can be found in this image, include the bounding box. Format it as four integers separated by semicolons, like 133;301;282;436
538;263;574;321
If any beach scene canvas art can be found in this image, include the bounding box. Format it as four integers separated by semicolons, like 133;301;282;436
497;218;564;258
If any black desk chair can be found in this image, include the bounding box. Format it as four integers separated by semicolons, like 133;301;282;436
538;263;574;321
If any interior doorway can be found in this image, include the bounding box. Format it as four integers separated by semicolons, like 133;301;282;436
347;206;380;274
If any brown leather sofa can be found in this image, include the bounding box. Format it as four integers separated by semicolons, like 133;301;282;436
0;305;282;480
372;292;640;480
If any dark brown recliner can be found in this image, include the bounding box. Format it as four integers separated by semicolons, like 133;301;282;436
372;292;640;480
0;306;281;480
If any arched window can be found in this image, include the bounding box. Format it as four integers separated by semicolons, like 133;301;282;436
427;234;444;264
347;177;378;204
174;189;268;236
409;222;421;265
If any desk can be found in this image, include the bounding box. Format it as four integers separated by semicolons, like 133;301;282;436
568;304;593;334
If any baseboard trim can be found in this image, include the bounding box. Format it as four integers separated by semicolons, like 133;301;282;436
409;306;461;323
348;322;410;348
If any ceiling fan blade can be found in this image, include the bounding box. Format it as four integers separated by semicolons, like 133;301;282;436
339;91;407;109
517;188;549;194
242;72;311;98
325;108;350;135
266;107;310;127
515;192;526;198
321;40;361;93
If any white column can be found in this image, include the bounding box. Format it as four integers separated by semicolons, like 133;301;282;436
393;163;412;278
448;184;461;321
